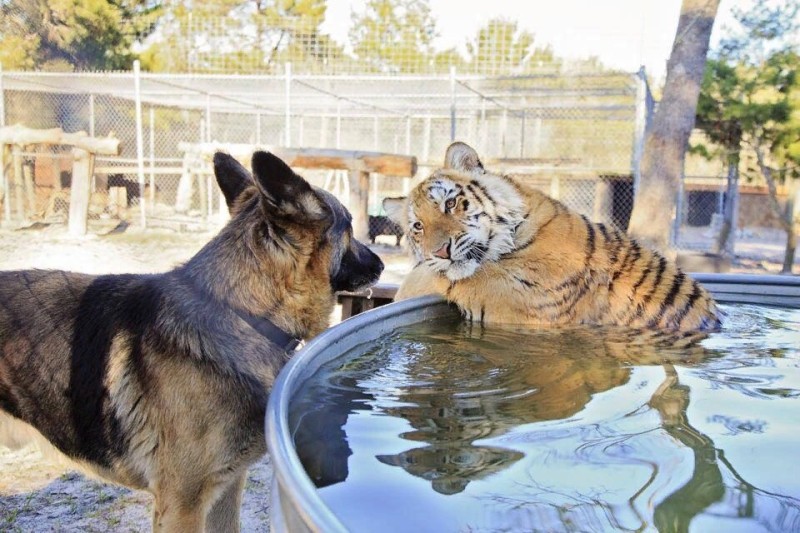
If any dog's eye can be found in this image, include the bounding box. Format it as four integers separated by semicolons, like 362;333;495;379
445;198;457;210
412;221;423;232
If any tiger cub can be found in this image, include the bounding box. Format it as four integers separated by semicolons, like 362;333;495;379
383;142;720;331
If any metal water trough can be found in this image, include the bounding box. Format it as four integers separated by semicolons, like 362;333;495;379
267;273;800;532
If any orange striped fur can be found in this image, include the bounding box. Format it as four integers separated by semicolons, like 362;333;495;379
384;142;720;331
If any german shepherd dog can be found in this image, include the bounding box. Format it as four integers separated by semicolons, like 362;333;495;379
0;151;383;531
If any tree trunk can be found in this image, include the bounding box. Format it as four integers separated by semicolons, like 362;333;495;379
627;0;721;252
713;154;739;255
754;142;797;274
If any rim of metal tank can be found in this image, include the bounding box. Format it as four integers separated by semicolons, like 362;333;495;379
691;272;800;307
265;272;800;531
265;294;451;532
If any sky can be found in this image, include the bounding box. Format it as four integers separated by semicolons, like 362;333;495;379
320;0;752;81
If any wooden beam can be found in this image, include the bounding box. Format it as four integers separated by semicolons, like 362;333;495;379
0;124;121;156
178;142;417;177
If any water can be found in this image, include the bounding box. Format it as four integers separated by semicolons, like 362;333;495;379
289;304;800;532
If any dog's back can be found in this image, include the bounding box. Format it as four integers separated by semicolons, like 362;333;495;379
1;270;159;486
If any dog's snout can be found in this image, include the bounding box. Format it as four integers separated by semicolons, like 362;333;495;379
331;239;384;293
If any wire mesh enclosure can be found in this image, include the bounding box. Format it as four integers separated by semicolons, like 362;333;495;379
0;65;750;255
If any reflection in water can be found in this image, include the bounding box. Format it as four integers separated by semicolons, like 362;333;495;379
290;305;800;531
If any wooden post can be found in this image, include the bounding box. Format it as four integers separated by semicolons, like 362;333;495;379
0;145;6;223
12;145;24;220
22;153;35;216
134;60;146;228
51;154;62;192
176;152;196;213
423;116;432;164
348;169;370;242
549;174;561;201
69;148;95;235
592;177;614;225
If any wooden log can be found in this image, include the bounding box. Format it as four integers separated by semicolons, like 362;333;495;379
0;124;121;156
12;146;25;220
349;169;370;241
108;186;127;218
177;143;417;177
22;156;36;217
68;148;95;236
175;151;203;213
592;177;614;225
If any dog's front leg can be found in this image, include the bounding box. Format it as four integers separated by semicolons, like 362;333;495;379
205;470;248;533
151;492;206;533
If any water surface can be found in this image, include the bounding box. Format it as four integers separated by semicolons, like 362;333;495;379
290;304;800;532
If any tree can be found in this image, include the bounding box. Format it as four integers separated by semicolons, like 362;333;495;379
693;59;745;255
140;0;343;73
694;0;799;272
251;0;336;70
349;0;438;73
0;0;161;70
465;19;555;75
627;0;721;254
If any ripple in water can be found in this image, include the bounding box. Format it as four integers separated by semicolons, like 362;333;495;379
289;304;800;532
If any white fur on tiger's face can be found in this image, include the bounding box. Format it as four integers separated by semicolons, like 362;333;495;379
384;148;526;281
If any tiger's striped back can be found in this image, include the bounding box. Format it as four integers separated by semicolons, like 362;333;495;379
384;142;720;331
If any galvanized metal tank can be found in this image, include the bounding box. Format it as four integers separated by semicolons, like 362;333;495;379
265;274;800;532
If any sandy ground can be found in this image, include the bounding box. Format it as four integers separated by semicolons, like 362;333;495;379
0;224;410;533
0;223;796;532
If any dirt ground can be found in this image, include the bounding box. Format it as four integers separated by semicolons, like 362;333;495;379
0;223;795;532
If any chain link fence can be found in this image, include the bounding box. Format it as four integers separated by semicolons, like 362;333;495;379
1;68;651;237
5;66;781;263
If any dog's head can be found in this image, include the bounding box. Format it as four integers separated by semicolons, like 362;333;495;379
207;151;383;334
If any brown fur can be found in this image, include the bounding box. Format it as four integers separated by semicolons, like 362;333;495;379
0;151;383;532
385;142;719;331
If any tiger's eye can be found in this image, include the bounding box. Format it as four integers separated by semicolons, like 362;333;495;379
445;198;457;210
412;221;423;231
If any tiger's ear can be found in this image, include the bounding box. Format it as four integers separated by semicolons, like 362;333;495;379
444;142;484;173
382;196;408;227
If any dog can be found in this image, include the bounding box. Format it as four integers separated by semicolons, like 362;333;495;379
368;214;404;246
0;151;384;532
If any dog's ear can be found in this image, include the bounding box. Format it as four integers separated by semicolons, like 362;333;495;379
382;196;407;227
251;151;326;221
213;152;252;210
444;142;484;173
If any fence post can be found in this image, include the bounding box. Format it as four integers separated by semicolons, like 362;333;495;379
285;62;292;147
134;60;147;228
405;115;411;155
336;99;342;149
89;94;95;137
373;115;379;151
0;62;9;224
149;106;156;214
298;114;305;146
450;66;457;141
205;94;212;142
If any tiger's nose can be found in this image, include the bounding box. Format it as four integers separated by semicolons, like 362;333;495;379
432;242;450;259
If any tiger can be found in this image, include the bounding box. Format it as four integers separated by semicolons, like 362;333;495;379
383;142;720;331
